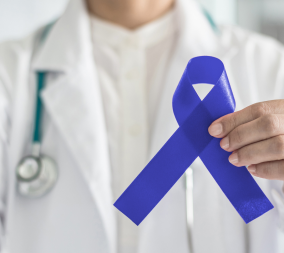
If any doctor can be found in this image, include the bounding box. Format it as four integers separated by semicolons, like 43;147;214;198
0;0;284;252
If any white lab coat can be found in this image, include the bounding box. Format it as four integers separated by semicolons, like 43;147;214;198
0;0;284;252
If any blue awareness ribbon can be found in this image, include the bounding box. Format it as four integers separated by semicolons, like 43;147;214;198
114;56;274;225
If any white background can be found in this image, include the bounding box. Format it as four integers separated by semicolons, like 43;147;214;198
0;0;68;42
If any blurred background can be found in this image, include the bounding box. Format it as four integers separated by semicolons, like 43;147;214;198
0;0;284;43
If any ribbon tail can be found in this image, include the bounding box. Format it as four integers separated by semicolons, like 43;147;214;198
114;127;198;225
200;138;274;223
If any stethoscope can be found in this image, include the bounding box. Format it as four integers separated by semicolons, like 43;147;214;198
16;72;58;198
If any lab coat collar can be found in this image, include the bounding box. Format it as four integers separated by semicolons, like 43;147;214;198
174;0;231;61
176;0;218;56
32;0;116;252
32;0;231;73
32;0;91;72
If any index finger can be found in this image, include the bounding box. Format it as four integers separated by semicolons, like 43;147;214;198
208;100;284;138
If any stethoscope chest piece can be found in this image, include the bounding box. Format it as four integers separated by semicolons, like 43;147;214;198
16;155;58;198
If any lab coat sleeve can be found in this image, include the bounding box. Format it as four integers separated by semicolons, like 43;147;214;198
253;36;284;232
0;42;14;252
250;35;284;231
272;53;284;230
272;46;284;231
224;26;284;231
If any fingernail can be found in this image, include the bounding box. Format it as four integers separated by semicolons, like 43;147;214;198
209;123;222;136
247;165;256;173
220;136;229;150
229;153;239;165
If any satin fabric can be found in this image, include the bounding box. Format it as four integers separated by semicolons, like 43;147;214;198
114;56;273;225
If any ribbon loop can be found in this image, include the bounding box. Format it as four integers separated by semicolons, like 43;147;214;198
114;56;273;226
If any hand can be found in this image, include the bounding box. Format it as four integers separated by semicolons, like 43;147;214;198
208;100;284;181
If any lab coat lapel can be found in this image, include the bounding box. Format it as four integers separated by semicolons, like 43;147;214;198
143;1;234;252
32;0;116;252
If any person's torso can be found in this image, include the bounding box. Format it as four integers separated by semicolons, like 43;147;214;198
1;0;284;252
